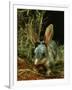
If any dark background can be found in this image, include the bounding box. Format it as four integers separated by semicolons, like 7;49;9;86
41;11;64;45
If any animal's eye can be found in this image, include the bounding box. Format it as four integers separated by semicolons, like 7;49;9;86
35;42;40;47
42;53;45;57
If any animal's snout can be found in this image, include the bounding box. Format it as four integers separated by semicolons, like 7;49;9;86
34;57;48;66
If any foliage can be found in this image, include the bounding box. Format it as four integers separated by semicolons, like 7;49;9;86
17;9;45;61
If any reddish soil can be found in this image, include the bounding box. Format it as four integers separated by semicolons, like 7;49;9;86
17;57;64;81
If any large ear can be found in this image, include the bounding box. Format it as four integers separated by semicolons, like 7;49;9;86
44;24;54;46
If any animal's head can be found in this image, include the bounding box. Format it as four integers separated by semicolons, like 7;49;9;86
33;24;54;66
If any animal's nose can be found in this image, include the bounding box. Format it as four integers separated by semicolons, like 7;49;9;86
34;58;38;65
